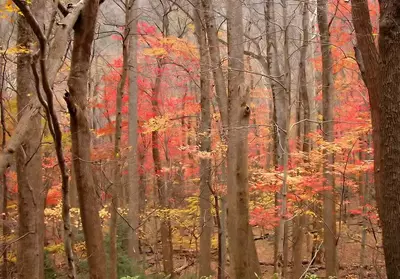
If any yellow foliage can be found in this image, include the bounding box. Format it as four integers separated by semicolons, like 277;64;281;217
0;45;31;55
143;115;170;133
143;47;168;57
45;243;64;254
73;241;86;253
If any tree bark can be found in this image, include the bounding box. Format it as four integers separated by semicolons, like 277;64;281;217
10;2;88;277
151;66;174;277
0;0;87;178
201;0;228;132
317;0;337;276
127;0;140;261
109;4;130;276
16;1;45;277
0;36;8;279
264;0;289;274
193;1;213;276
351;0;381;208
293;2;310;277
378;1;400;278
226;0;260;277
65;0;107;277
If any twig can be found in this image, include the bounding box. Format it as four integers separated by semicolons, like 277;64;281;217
299;241;323;279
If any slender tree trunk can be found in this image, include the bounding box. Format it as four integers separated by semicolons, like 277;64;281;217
109;6;130;277
277;1;292;276
359;139;369;279
378;2;400;278
293;1;310;277
0;0;87;178
0;32;8;279
1;173;7;279
151;67;174;277
127;0;140;261
201;0;228;131
264;0;289;274
317;0;337;276
202;0;230;276
16;2;45;276
64;1;107;277
193;1;213;276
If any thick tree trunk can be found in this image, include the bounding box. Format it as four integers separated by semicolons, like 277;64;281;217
378;2;400;278
351;0;381;207
10;2;88;278
193;1;213;276
317;0;337;276
226;0;260;277
127;0;140;261
65;0;107;278
16;2;45;277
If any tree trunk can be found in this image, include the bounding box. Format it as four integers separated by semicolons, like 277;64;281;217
151;67;174;277
64;0;107;277
16;2;45;277
127;0;140;261
317;0;337;276
10;2;89;277
359;139;369;279
351;0;381;209
193;1;213;276
202;0;230;276
226;0;260;277
109;4;130;277
1;0;87;178
264;0;289;274
293;1;310;277
201;0;228;132
378;2;400;278
0;22;9;278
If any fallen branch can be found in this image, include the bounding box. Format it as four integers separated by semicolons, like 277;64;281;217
173;257;195;275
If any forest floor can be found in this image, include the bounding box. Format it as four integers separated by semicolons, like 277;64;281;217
160;218;386;279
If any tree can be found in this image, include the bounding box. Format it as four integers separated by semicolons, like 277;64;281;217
193;0;212;276
109;4;129;277
351;0;380;208
64;0;107;277
127;0;140;261
226;0;260;277
16;0;44;276
292;1;310;277
201;0;228;131
317;0;337;276
378;1;400;278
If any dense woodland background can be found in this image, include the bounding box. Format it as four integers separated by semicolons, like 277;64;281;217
0;0;399;278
